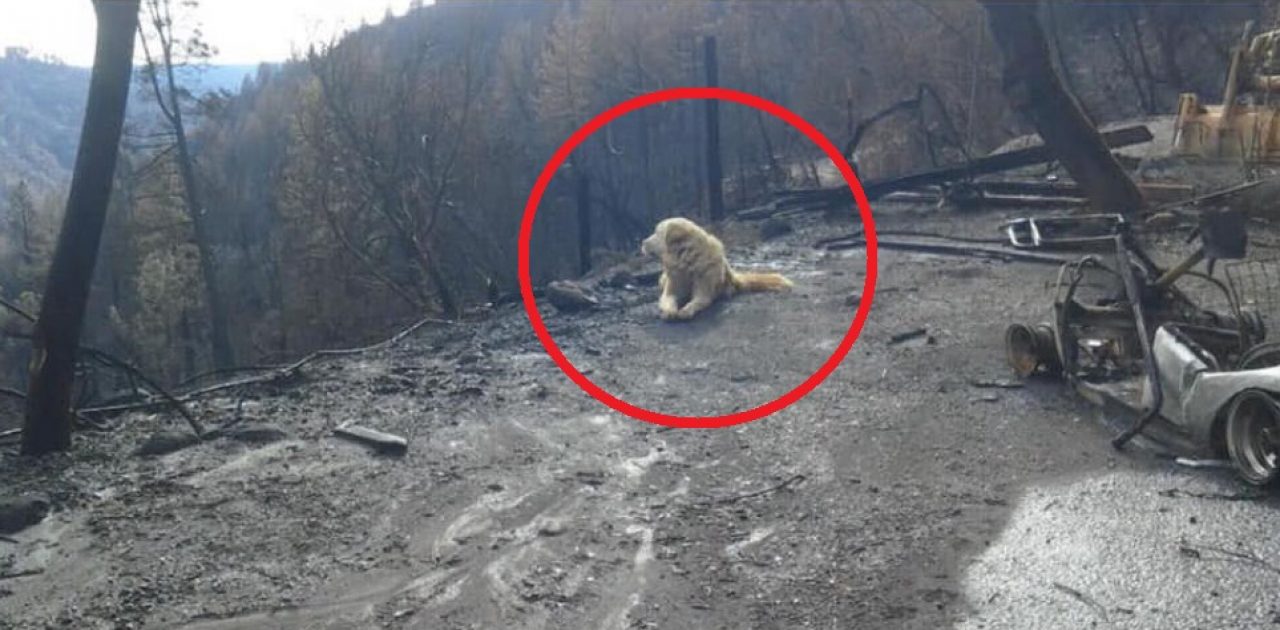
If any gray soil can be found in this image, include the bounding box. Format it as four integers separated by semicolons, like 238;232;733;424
4;205;1280;630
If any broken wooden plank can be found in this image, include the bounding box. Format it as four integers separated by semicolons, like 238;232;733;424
952;194;1089;210
826;236;1077;265
333;425;408;456
753;125;1153;214
855;124;1151;199
975;180;1083;196
1138;182;1195;204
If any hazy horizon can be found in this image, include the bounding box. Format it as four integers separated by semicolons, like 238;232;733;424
0;0;418;67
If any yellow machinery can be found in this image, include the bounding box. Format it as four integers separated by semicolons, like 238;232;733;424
1173;22;1280;162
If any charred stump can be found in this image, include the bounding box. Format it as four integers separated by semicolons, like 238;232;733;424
703;36;726;222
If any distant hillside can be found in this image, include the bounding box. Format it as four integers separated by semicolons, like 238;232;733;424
0;54;271;198
0;55;87;194
178;64;263;94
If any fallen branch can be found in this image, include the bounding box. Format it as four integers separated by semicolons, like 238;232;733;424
1156;179;1269;214
181;315;453;399
1051;581;1110;624
0;330;203;438
78;346;204;437
1178;540;1280;574
0;296;202;435
81;315;457;417
0;297;35;323
700;474;806;506
1157;487;1268;502
0;568;43;581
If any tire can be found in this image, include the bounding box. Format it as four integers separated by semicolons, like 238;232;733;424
1224;390;1280;486
1236;342;1280;370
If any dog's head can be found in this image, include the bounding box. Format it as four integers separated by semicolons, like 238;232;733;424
641;217;698;258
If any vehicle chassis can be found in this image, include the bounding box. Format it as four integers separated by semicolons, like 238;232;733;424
1005;211;1280;485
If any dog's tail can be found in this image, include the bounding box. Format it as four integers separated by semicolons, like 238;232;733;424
731;271;793;292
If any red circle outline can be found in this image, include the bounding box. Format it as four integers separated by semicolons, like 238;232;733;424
518;87;877;429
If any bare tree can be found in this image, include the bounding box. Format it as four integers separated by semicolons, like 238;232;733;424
23;0;140;455
299;20;486;317
136;0;235;368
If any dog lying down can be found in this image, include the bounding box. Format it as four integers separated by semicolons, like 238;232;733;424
640;217;792;321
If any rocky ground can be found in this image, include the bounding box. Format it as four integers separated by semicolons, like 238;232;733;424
3;202;1280;630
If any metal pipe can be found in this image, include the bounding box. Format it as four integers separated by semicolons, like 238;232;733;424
1154;247;1206;290
1112;233;1164;450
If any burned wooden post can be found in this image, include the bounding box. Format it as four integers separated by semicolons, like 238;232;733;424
576;167;591;276
23;0;140;455
981;0;1144;216
703;35;726;222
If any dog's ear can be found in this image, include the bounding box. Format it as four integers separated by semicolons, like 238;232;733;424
663;221;694;251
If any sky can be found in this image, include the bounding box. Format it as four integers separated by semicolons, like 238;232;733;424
0;0;416;66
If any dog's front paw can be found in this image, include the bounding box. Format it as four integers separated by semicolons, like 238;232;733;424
667;308;695;321
659;307;679;321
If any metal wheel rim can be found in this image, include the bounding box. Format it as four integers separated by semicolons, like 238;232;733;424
1237;342;1280;370
1226;391;1280;486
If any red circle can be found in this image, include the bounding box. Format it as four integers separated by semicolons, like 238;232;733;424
519;87;877;429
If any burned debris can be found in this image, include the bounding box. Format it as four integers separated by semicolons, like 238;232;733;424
723;15;1280;489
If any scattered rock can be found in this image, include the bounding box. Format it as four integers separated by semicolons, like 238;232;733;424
456;351;485;366
888;328;929;346
573;470;607;486
453;386;485;398
760;217;794;241
0;493;50;534
222;422;290;445
845;292;862;307
631;269;663;286
523;383;548;400
603;269;635;289
546;280;599;313
134;430;201;457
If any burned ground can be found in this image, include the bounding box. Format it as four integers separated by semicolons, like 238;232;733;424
3;207;1280;629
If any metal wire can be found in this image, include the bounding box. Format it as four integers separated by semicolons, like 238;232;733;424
1224;257;1280;329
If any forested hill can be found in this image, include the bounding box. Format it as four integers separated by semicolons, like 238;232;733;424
0;55;89;194
0;52;260;196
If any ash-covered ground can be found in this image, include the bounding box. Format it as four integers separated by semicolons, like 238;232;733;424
4;205;1280;630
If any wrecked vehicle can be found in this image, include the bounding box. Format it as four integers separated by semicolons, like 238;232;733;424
1005;208;1280;485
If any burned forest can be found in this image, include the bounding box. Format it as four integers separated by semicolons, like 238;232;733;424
8;1;1280;628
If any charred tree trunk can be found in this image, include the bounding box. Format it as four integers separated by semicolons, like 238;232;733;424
576;169;592;276
982;0;1144;216
141;0;236;369
703;36;726;222
23;0;140;455
174;131;235;369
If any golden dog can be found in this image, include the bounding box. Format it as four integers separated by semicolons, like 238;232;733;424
640;217;792;321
